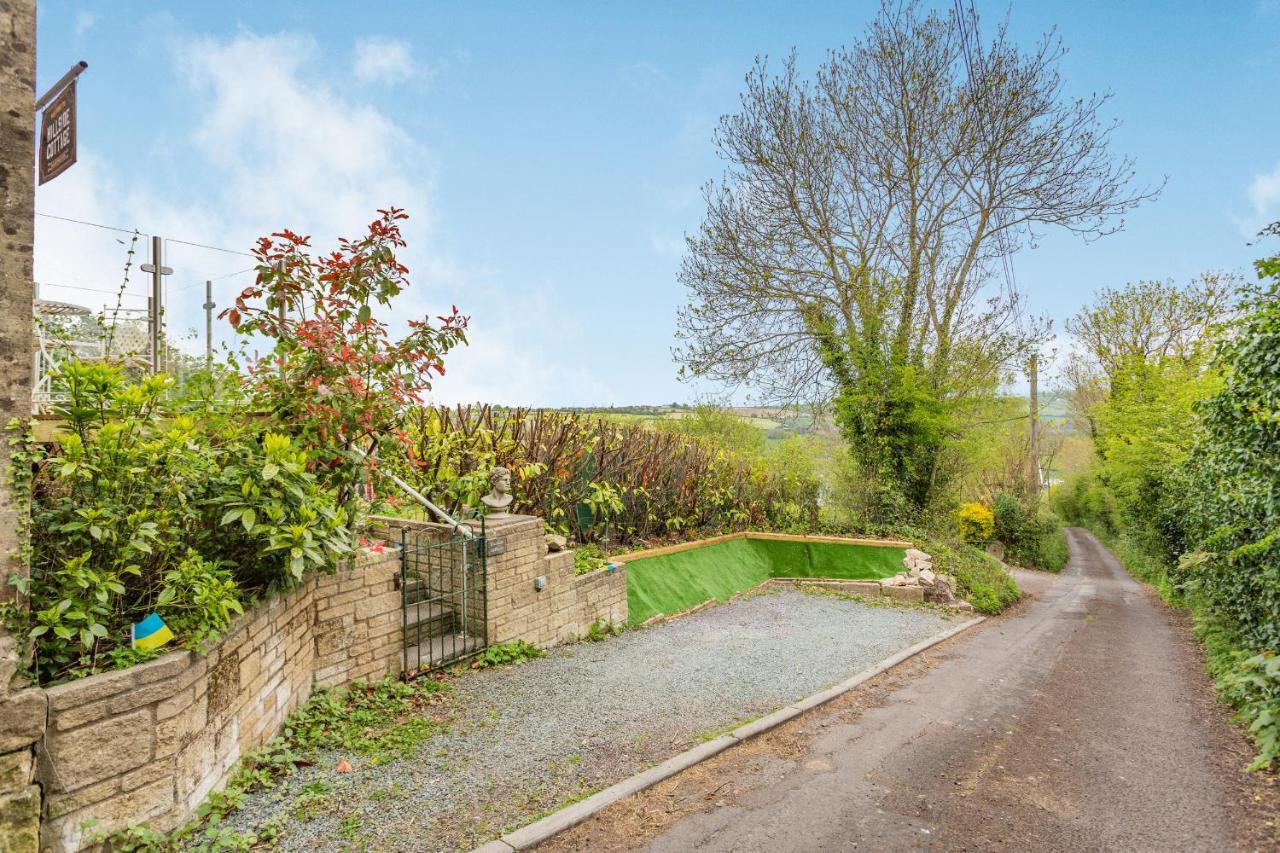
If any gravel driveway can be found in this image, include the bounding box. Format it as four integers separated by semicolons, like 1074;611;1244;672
228;588;957;851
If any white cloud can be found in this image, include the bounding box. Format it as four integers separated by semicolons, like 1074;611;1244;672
353;36;418;85
73;12;96;37
1245;163;1280;233
34;30;578;406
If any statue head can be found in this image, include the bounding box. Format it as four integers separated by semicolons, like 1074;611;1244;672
489;466;512;495
482;466;514;514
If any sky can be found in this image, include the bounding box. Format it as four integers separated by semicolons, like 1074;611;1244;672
32;1;1280;407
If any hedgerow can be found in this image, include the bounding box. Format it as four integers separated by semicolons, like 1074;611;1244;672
391;404;820;546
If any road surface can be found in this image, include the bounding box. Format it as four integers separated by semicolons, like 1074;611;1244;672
542;528;1276;852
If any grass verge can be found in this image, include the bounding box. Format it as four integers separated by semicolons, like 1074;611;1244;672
1097;530;1279;772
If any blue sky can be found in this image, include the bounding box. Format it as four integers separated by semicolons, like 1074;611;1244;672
33;1;1280;406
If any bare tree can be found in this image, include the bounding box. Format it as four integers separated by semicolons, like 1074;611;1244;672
676;2;1157;512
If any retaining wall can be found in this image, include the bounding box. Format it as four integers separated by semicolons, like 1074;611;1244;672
29;513;627;850
37;548;401;851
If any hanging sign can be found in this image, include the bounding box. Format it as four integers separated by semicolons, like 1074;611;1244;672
38;80;77;185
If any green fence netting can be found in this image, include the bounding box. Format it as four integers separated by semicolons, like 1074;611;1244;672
624;536;906;625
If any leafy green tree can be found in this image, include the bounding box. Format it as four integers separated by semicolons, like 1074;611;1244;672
1064;273;1239;436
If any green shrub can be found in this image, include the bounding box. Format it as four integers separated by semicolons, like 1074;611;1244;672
992;492;1027;545
1031;525;1070;573
573;544;608;575
930;539;1020;614
23;361;353;684
395;404;821;546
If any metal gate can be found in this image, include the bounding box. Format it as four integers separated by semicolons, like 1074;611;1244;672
400;524;487;676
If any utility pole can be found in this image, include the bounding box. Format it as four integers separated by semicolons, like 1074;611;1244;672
140;236;172;374
1028;352;1040;495
203;280;214;367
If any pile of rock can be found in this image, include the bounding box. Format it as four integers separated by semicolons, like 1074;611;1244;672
880;548;973;610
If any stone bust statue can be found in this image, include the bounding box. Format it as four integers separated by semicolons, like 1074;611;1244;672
480;466;514;516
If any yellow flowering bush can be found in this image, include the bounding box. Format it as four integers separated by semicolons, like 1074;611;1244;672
957;501;995;544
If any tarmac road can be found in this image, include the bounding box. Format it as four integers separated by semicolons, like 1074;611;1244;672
543;528;1272;852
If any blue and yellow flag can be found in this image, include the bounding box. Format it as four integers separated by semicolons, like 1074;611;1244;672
131;613;174;651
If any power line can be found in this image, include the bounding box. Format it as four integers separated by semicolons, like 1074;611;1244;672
164;237;254;259
170;266;256;293
35;280;147;299
35;211;255;259
35;211;146;237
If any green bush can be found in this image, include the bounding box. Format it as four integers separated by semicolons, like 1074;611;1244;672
1030;525;1070;573
22;361;354;684
925;539;1020;614
573;543;609;575
992;492;1027;544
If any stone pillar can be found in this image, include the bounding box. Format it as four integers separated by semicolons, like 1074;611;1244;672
0;1;40;850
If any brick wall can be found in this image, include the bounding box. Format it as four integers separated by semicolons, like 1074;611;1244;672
37;549;401;851
371;514;628;649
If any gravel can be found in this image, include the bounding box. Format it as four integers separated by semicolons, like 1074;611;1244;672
226;589;957;851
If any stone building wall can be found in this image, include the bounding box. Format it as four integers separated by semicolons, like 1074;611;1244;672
38;549;401;851
1;1;40;849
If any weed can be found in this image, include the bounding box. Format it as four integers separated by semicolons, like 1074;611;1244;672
289;780;334;820
471;640;545;669
339;814;365;841
90;675;451;850
583;618;623;642
368;781;406;803
283;677;450;758
573;544;609;575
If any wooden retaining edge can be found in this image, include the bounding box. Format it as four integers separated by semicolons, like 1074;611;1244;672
471;614;986;853
614;530;913;565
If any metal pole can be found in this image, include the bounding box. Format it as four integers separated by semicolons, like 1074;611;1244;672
150;236;163;374
203;280;214;367
1029;352;1040;494
34;61;88;111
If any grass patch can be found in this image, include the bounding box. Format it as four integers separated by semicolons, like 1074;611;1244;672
624;535;906;625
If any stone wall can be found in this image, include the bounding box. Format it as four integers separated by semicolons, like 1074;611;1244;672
37;549;401;851
1;1;40;849
371;514;628;648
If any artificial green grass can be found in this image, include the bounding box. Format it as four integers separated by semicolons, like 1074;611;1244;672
624;536;907;626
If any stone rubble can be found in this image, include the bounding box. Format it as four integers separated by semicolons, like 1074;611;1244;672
880;548;974;611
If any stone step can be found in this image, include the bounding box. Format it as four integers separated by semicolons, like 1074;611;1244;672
403;633;482;672
402;600;459;645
